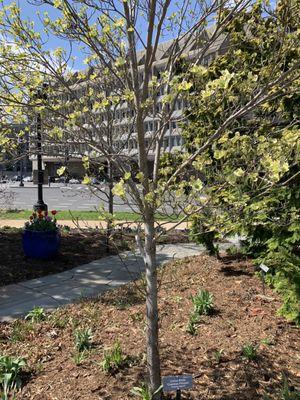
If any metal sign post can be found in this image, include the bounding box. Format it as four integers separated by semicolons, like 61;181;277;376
162;375;193;399
259;263;269;295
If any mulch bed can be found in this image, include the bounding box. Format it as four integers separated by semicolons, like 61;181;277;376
0;228;112;287
0;254;299;399
0;227;189;287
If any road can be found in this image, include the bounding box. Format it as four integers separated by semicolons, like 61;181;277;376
1;183;137;212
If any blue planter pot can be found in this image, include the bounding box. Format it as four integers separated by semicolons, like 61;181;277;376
22;230;60;259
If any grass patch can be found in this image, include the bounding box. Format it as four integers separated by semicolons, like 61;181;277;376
0;209;181;222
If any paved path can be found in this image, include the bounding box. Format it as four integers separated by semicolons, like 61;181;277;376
0;243;203;322
0;219;189;230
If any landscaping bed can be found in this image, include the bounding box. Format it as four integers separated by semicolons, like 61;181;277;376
0;254;299;399
0;227;189;287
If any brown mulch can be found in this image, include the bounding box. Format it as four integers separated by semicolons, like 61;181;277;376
0;254;299;399
0;228;113;287
0;227;189;287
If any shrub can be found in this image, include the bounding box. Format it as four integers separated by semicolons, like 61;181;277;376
263;249;300;325
192;289;214;316
190;211;219;257
0;355;26;400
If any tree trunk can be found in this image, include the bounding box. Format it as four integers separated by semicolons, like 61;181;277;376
144;214;161;399
106;159;114;253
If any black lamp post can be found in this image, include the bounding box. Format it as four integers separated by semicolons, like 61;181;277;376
33;85;48;211
18;138;24;187
19;161;24;187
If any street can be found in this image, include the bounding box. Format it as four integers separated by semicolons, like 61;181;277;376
1;183;137;212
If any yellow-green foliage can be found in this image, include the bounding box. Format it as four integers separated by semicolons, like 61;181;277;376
183;2;300;324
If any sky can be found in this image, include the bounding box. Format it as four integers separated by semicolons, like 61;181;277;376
3;0;276;71
7;0;179;70
18;1;86;70
6;0;208;71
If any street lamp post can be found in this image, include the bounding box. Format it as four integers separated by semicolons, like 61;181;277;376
18;138;24;187
19;158;24;187
33;86;47;211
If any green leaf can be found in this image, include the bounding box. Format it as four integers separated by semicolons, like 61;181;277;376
57;166;66;176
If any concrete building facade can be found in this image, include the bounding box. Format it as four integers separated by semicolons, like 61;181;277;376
30;29;229;180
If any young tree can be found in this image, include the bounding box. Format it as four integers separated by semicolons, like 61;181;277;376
0;0;299;395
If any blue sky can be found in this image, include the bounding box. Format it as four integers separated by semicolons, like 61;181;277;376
19;1;86;70
10;0;203;70
5;0;275;71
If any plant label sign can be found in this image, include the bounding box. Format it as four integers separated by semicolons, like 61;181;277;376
162;374;193;392
259;263;269;273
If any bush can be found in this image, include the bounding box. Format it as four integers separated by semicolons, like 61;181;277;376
191;216;219;257
264;249;300;325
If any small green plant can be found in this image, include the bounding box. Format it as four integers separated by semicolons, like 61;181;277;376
130;384;151;400
9;321;34;342
263;375;300;400
61;225;71;234
72;351;87;366
226;245;242;256
261;338;274;346
130;312;144;323
25;307;46;323
173;295;183;303
130;383;162;400
101;341;126;373
74;328;93;352
186;313;199;335
192;289;214;316
281;374;300;400
49;313;68;329
0;355;26;400
242;343;258;361
213;349;224;363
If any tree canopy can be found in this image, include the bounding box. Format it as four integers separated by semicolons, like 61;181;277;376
182;0;300;323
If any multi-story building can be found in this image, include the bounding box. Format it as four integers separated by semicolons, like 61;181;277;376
31;29;229;180
0;123;32;179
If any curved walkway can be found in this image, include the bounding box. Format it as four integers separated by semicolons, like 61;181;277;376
0;243;204;322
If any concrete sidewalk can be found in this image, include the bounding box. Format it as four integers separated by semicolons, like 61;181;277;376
0;243;202;322
0;219;189;230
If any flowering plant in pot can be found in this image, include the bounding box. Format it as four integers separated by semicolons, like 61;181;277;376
23;210;60;259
